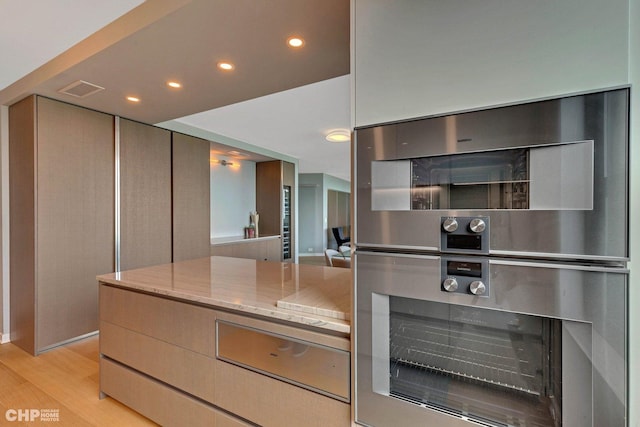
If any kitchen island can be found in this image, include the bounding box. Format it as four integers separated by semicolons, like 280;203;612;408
97;256;351;427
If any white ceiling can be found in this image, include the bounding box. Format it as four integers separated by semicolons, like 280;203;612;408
0;0;145;90
0;0;352;181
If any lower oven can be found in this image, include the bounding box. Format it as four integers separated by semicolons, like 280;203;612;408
354;251;627;427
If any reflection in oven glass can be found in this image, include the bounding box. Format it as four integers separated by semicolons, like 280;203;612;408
389;297;561;427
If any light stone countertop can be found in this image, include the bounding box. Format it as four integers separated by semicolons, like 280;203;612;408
97;256;351;335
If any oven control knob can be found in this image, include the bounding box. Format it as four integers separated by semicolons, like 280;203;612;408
469;218;486;233
442;218;459;233
470;280;486;296
442;277;458;292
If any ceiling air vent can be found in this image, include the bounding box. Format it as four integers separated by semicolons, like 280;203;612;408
58;80;105;98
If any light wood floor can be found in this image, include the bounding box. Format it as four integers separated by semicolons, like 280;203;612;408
0;334;157;426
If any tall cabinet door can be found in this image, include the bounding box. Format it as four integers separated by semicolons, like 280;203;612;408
9;95;38;354
256;160;296;262
119;119;172;271
172;133;210;262
10;95;115;353
256;160;283;238
36;98;115;350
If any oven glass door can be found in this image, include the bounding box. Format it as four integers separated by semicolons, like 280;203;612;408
387;296;561;426
372;142;593;212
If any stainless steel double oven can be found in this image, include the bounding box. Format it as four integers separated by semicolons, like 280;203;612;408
353;88;629;427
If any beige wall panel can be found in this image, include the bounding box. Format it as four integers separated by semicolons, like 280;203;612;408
209;244;236;257
35;97;115;351
119;119;172;271
215;361;350;427
8;95;36;354
100;321;216;402
210;238;282;261
101;359;250;427
99;285;215;356
172;133;210;262
264;238;282;262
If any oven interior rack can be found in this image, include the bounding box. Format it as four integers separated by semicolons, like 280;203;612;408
389;314;544;396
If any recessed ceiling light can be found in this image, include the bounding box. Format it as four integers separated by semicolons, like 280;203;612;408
126;96;140;103
217;62;234;71
287;37;305;48
167;81;182;88
326;129;351;143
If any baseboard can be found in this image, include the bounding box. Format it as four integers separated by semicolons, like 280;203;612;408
0;333;9;344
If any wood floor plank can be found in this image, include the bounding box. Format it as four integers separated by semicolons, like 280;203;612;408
0;336;157;426
64;334;101;361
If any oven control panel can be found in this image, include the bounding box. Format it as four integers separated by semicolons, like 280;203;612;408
440;257;489;297
440;216;489;255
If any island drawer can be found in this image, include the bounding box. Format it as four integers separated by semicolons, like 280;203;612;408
215;361;351;427
101;358;251;427
99;284;215;356
217;319;349;402
100;321;216;402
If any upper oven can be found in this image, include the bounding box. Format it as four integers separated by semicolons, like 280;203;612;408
354;88;629;262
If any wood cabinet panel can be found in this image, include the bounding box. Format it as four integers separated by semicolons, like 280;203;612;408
119;119;172;271
101;359;250;427
172;132;210;262
256;160;282;236
256;160;296;261
9;95;114;353
36;97;115;350
9;95;36;354
99;285;215;356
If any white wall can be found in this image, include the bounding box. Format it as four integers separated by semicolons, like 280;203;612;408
299;173;350;254
210;152;256;238
299;174;324;255
353;0;637;424
353;0;630;127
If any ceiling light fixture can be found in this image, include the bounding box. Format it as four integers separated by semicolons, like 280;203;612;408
167;81;182;88
287;37;305;48
217;62;234;71
325;129;350;143
126;96;140;103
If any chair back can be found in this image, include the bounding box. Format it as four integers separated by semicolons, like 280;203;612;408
331;227;351;247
